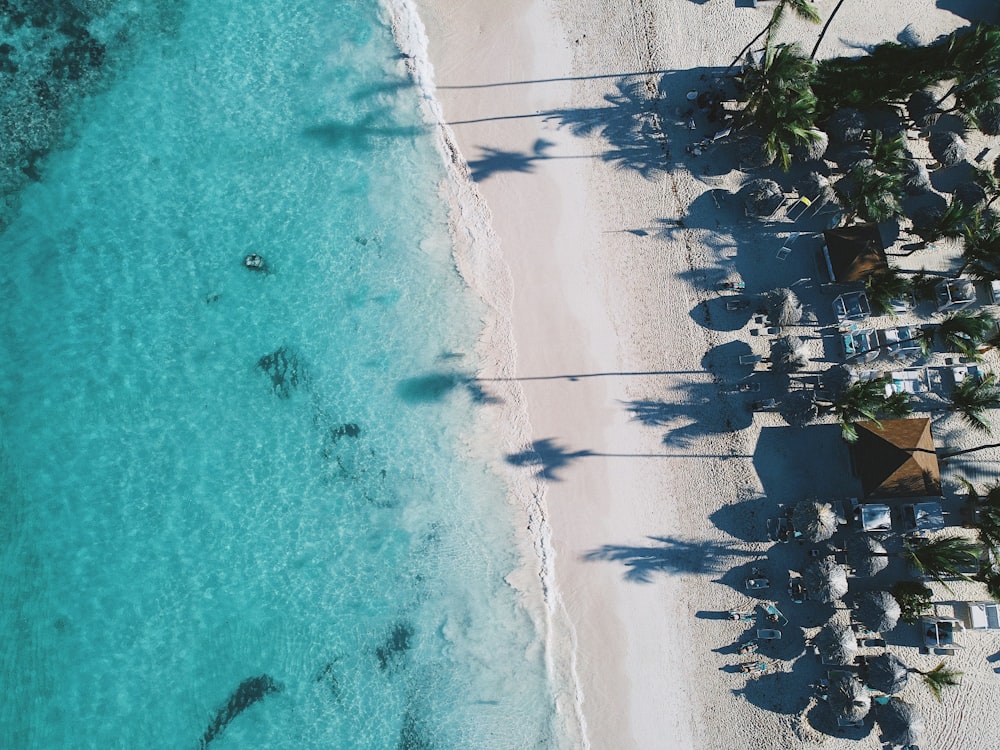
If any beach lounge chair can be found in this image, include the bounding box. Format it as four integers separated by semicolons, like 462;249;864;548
745;576;770;590
739;354;763;366
728;610;755;622
738;639;758;655
788;578;806;604
756;629;781;640
726;298;750;311
776;232;800;260
740;660;768;673
787;196;815;221
764;603;788;626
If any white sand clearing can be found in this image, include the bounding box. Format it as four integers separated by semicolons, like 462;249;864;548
395;0;1000;747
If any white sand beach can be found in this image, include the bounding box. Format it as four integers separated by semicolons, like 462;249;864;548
398;0;1000;747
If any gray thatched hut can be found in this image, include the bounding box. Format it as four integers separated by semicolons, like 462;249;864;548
771;335;809;373
855;590;901;632
795;171;837;208
742;178;783;216
978;101;1000;136
792;500;838;542
902;158;931;194
827;108;866;143
929;130;967;167
867;652;910;695
907;90;941;129
763;287;803;326
846;535;889;577
828;673;872;723
738;135;774;169
791;129;830;162
878;698;924;747
816;622;857;664
804;558;849;603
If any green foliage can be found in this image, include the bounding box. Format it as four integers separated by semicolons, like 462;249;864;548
836;162;903;223
960;478;1000;557
938;310;997;359
905;536;981;589
919;662;963;701
892;580;933;623
833;376;913;443
959;210;1000;280
949;373;1000;433
869;130;909;174
916;198;976;242
910;271;941;303
865;269;914;316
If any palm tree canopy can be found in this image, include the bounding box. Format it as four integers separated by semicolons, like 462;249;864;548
906;535;981;586
959;210;1000;280
878;698;924;747
919;661;964;701
855;591;902;632
865;269;914;316
963;478;1000;555
833;376;912;443
977;100;1000;136
836;161;903;223
929;130;968;166
847;534;889;576
938;309;997;356
869;130;908;173
948;372;1000;434
867;652;910;695
828;673;871;722
792;500;837;542
804;558;849;603
816;621;856;663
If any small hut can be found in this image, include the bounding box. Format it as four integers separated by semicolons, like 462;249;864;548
822;224;888;283
742;178;784;217
878;698;924;747
804;558;849;603
846;535;889;577
816;622;857;664
853;418;941;498
855;591;902;632
929;131;967;167
867;652;910;695
792;500;838;542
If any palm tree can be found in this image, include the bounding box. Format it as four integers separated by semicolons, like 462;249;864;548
915;198;976;242
837;162;903;223
727;0;821;75
869;130;909;174
915;662;963;701
829;376;913;443
959;478;1000;556
937;310;997;359
865;268;914;316
957;210;1000;279
810;0;847;60
905;535;981;588
948;373;1000;433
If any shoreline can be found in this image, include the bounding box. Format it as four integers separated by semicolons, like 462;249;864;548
398;0;1000;748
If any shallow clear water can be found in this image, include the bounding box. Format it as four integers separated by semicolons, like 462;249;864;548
0;1;556;748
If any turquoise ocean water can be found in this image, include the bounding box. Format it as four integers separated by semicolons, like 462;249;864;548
0;1;558;748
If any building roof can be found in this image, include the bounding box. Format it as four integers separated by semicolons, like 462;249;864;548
854;418;941;498
822;223;888;282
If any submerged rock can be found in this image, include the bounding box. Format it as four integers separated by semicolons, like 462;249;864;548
257;346;306;398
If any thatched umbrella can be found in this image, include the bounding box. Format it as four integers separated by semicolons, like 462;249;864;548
827;108;866;143
828;673;872;723
795;171;837;208
742;178;783;216
816;622;857;664
955;181;988;209
902;158;932;194
771;335;809;373
846;535;889;577
867;652;910;695
978;101;1000;136
866;107;905;138
929;131;967;167
855;591;901;632
762;288;803;326
780;389;820;427
877;698;924;747
791;129;830;162
738;135;774;169
907;90;941;129
792;500;838;542
804;558;848;603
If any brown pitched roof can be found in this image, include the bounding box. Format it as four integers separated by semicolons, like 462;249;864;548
823;223;888;282
854;418;940;498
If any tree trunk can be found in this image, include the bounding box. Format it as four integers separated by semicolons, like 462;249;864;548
723;24;770;77
941;442;1000;459
810;0;848;60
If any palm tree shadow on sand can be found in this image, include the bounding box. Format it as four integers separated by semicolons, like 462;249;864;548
583;535;756;582
506;438;595;480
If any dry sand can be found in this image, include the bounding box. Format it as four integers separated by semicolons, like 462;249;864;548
394;0;1000;747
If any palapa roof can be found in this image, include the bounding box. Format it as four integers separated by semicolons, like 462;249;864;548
854;418;941;498
822;224;888;283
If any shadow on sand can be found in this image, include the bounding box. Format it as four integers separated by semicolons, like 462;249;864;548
583;535;756;582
